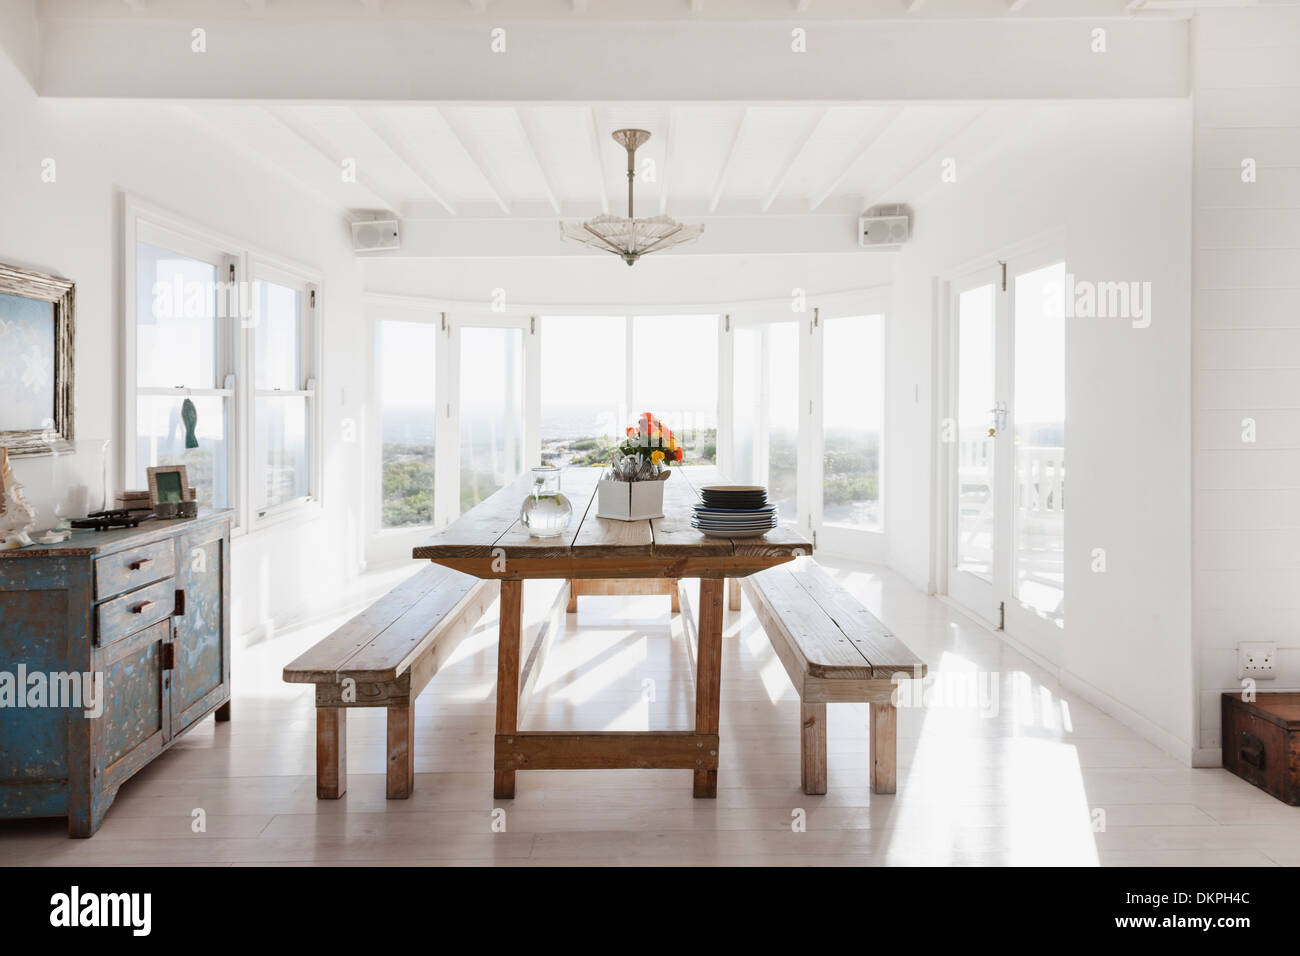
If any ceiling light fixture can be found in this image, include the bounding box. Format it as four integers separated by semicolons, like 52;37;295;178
560;129;704;266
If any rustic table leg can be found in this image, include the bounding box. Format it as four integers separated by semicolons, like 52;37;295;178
801;701;828;795
316;707;347;799
494;579;524;799
386;704;415;799
693;578;724;798
869;701;897;794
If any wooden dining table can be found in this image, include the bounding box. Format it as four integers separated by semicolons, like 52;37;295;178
413;465;811;799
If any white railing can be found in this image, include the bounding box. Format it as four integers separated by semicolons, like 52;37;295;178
1016;445;1064;528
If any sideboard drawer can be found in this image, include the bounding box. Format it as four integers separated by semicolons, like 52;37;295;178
94;539;175;601
96;578;175;647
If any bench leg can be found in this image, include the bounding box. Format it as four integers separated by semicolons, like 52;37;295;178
494;580;524;800
386;705;415;799
566;578;577;614
693;578;725;798
800;702;828;795
728;578;741;612
316;707;347;799
869;702;897;794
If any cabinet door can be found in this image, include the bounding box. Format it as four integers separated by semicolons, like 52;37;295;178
172;522;230;732
96;618;171;791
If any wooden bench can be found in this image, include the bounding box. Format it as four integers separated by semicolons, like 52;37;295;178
283;564;498;800
739;560;927;795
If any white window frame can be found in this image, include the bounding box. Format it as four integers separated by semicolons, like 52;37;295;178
246;257;322;530
123;195;322;536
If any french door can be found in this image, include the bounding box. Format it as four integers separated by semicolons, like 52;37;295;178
725;297;887;562
946;250;1066;650
366;302;538;566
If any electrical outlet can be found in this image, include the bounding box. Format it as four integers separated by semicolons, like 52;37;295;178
1237;642;1277;680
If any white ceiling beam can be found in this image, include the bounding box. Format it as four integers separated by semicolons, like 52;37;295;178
435;108;511;215
512;109;562;217
709;108;750;214
762;107;831;213
367;215;873;259
587;108;611;216
39;19;1190;101
351;107;457;216
263;106;404;213
809;106;902;211
658;110;676;216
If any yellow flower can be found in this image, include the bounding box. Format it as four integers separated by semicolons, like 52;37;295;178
650;450;665;464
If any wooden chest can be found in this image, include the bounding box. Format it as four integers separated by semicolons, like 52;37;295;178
1221;692;1300;806
0;512;233;836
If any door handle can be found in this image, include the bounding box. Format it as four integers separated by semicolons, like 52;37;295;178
132;600;156;615
130;557;154;571
160;642;176;671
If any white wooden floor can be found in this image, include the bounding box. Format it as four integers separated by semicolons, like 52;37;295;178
2;561;1293;866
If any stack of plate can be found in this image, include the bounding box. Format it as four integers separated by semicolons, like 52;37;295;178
691;485;778;538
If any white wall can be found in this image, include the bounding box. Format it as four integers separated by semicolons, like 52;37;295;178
0;35;369;645
891;101;1196;761
1192;6;1300;760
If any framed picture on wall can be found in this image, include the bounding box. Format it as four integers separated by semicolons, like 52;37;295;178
0;262;75;457
147;464;194;506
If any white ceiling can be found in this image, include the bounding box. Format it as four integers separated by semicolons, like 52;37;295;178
184;100;1033;221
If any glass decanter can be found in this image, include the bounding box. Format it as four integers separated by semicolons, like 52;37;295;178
520;466;572;538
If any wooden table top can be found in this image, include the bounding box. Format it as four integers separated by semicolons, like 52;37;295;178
413;466;811;574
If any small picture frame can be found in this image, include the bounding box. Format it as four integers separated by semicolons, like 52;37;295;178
147;465;194;507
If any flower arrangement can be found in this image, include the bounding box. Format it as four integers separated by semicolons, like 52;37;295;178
620;412;684;466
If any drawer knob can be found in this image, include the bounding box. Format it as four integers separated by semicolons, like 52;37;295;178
132;600;156;615
129;557;154;571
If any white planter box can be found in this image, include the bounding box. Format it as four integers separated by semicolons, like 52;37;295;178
596;478;665;521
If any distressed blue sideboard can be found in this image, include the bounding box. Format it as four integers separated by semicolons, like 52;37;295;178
0;511;232;837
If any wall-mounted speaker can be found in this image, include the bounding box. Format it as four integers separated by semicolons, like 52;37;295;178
859;214;910;247
351;218;400;252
